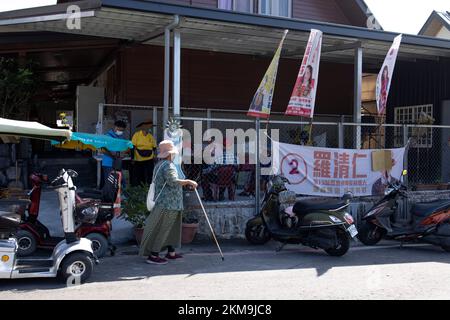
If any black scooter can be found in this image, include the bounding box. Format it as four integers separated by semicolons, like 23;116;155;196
358;170;450;252
245;175;358;256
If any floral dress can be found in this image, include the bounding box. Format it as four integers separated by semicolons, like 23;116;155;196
139;160;183;256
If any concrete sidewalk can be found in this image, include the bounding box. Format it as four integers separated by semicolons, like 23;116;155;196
1;239;449;300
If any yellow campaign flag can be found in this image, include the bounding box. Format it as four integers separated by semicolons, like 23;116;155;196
247;29;288;119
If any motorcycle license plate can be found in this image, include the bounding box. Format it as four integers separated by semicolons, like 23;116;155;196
347;224;358;238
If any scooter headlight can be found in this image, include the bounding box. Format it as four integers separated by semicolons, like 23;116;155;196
329;216;342;223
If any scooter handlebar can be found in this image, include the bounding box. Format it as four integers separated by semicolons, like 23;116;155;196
49;174;66;188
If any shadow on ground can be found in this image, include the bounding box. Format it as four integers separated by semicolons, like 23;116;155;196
0;238;449;292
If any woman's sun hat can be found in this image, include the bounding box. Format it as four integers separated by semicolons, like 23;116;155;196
136;119;153;129
157;140;179;158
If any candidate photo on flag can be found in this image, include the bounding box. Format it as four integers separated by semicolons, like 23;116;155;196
376;34;402;116
247;30;288;118
285;29;322;118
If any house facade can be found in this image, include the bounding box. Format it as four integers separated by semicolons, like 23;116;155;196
51;0;380;118
419;10;450;39
58;0;377;27
0;0;449;187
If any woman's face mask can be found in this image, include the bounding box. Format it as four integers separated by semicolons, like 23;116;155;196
115;130;124;136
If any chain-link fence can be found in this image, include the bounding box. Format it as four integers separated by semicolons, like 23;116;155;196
345;123;450;189
97;104;450;209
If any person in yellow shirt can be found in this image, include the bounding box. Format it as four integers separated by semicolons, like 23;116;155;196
131;121;157;186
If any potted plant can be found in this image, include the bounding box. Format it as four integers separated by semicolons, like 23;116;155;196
120;184;149;244
181;211;199;244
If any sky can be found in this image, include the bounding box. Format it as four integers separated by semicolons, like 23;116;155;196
364;0;449;34
0;0;449;35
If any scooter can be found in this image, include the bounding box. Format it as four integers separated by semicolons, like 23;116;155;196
0;168;96;282
357;170;450;252
245;175;358;256
16;171;119;258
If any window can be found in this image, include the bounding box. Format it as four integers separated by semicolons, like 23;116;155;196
259;0;291;18
218;0;253;13
394;104;433;148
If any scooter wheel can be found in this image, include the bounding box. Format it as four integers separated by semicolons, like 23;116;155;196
245;224;271;245
357;221;386;246
59;252;94;284
15;229;37;257
86;233;109;258
325;229;350;257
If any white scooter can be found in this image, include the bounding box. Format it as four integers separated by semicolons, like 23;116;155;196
0;168;97;283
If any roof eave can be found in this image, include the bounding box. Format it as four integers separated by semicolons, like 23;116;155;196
102;0;449;49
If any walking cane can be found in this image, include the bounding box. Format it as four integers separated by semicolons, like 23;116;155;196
194;188;225;261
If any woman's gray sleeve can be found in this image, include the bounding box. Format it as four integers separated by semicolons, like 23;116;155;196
164;163;179;187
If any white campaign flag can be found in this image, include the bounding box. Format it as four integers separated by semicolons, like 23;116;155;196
285;29;322;118
376;34;402;116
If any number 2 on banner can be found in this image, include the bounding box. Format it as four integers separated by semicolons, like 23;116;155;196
289;159;300;175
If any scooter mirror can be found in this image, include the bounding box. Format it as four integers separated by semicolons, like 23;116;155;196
342;192;353;201
281;176;290;184
66;169;78;178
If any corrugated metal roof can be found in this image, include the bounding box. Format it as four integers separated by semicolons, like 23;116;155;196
0;0;448;66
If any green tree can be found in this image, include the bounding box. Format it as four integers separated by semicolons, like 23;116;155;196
0;57;38;119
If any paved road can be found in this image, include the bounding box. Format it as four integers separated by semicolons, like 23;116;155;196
1;240;449;300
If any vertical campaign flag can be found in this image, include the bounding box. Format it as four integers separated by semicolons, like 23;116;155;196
376;34;402;116
285;29;322;118
247;29;289;118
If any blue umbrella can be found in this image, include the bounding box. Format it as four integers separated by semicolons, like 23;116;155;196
52;132;133;152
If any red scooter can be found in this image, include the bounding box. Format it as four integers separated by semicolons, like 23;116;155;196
357;171;450;252
16;171;120;258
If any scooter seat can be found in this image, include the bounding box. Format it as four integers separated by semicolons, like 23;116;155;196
0;211;21;237
293;199;347;215
78;189;102;200
411;200;450;217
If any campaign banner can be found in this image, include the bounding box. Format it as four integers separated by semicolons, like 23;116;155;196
376;34;402;116
285;29;322;118
247;30;289;118
272;141;405;197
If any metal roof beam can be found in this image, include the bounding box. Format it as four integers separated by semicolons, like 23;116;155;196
322;41;362;53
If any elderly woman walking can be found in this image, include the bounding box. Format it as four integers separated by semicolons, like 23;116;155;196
139;140;198;265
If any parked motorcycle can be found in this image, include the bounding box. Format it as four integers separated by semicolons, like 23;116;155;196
245;175;358;256
0;168;96;282
16;169;120;258
357;170;450;252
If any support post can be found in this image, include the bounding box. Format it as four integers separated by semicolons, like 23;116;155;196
402;124;409;220
338;119;344;149
97;103;104;134
153;107;158;142
353;47;362;149
163;15;180;125
255;118;261;215
163;28;170;126
173;29;181;119
403;125;409;188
